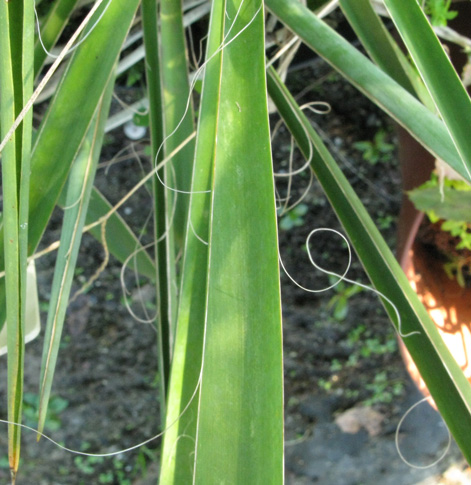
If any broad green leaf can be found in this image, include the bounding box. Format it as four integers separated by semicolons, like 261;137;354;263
194;2;283;482
265;0;470;182
0;0;34;478
267;66;471;464
37;75;114;435
384;0;471;181
408;185;471;221
159;0;224;480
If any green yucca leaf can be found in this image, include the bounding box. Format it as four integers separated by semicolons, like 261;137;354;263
0;0;35;478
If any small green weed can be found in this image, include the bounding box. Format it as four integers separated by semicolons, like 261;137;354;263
359;337;396;358
74;443;158;484
330;359;343;372
347;324;366;345
318;378;333;391
353;129;394;165
23;392;68;431
327;276;363;321
364;371;404;405
74;455;105;476
424;0;458;26
278;203;308;231
376;212;395;230
346;326;397;363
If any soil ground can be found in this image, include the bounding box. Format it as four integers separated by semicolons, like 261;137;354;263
0;22;470;485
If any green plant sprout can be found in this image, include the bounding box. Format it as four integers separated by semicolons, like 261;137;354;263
364;371;404;405
424;0;458;27
278;203;308;230
74;454;105;477
22;393;68;432
353;129;395;165
327;275;363;321
376;212;395;230
74;446;154;485
345;324;397;368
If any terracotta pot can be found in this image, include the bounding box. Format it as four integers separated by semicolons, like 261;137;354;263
396;1;471;404
398;212;471;403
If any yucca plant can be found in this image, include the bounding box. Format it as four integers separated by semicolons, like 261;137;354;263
1;0;471;483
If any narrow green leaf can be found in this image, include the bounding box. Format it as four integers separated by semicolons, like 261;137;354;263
37;75;114;435
157;0;197;396
159;0;224;480
339;0;416;95
0;0;34;477
265;0;470;182
267;66;471;464
33;0;81;78
384;0;471;181
194;2;283;482
160;0;196;247
142;0;169;419
339;0;435;111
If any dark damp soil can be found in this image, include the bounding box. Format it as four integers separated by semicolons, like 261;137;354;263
1;25;470;485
